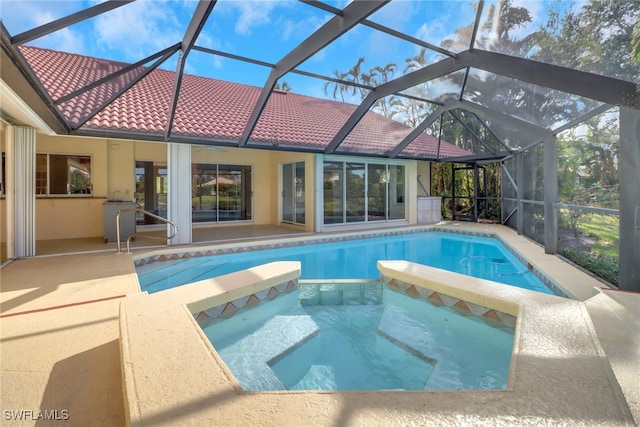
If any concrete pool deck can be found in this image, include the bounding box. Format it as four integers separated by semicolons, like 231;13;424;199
1;223;638;426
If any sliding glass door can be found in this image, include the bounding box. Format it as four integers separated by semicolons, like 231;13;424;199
135;161;167;224
323;159;406;225
282;161;305;225
192;163;252;223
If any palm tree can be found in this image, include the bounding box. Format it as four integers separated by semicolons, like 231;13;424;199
404;47;428;73
323;69;348;102
344;56;367;100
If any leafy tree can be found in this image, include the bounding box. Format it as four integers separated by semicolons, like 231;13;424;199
533;0;640;81
633;22;640;64
274;81;292;92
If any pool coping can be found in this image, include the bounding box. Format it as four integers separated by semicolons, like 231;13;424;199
133;223;605;301
119;260;634;426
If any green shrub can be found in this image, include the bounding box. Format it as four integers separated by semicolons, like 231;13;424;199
559;248;618;286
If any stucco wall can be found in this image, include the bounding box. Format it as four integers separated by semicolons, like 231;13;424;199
417;160;431;196
191;145;275;225
5;131;428;242
35;135;108;240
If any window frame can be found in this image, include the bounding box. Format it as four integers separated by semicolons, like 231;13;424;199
35;152;93;197
322;155;408;226
191;162;253;224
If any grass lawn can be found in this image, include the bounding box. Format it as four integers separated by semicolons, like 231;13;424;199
579;214;619;259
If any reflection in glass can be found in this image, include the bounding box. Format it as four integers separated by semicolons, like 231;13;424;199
463;69;603;130
388;165;405;220
323;161;344;224
35;154;92;195
191;163;252;223
367;164;387;221
282;163;294;223
282;161;305;225
192;163;218;223
324;160;406;225
218;164;252;222
346;163;365;222
295;162;306;224
135;161;167;224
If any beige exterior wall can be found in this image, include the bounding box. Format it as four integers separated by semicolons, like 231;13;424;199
3;131;427;243
417;160;431;196
406;160;418;224
35;134;108;240
191;145;276;226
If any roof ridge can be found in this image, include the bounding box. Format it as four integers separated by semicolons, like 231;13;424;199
20;44;135;70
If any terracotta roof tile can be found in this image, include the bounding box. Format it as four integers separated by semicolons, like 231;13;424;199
19;46;470;158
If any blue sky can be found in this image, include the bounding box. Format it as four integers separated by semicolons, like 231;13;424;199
0;0;553;102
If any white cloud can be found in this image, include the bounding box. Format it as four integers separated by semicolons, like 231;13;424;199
92;0;184;60
415;19;450;48
280;14;326;42
0;1;87;53
225;0;277;36
368;0;416;30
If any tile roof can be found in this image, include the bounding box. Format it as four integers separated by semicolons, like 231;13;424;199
20;46;470;158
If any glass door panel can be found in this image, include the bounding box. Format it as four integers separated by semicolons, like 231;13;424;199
192;163;218;223
218;164;251;221
388;164;405;220
282;163;294;223
135;161;167;224
323;161;344;224
367;164;387;221
295;162;305;224
346;163;365;222
283;161;305;225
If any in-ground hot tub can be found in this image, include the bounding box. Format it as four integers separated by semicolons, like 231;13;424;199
197;280;515;391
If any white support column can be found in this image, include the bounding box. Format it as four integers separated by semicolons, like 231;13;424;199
6;126;37;258
619;107;640;291
167;143;192;246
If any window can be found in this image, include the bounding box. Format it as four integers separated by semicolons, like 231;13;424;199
192;163;252;223
36;153;92;196
323;159;406;225
135;161;167;224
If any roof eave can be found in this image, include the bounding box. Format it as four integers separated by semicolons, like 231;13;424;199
0;24;69;134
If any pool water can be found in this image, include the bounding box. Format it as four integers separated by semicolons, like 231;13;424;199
138;231;557;295
200;282;515;391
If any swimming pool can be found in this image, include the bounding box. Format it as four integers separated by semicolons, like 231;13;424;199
137;231;560;296
199;281;515;391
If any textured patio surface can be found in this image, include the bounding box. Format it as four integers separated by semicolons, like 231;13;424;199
0;252;138;426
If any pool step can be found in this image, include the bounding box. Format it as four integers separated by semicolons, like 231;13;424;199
299;281;383;306
138;258;226;292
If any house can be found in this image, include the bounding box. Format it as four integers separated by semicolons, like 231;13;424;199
1;46;469;256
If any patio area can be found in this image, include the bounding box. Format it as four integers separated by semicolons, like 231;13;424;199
0;1;639;424
1;223;638;426
31;224;311;258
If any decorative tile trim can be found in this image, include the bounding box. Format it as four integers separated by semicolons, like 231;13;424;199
381;275;517;330
133;226;567;298
133;227;437;267
193;279;299;324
